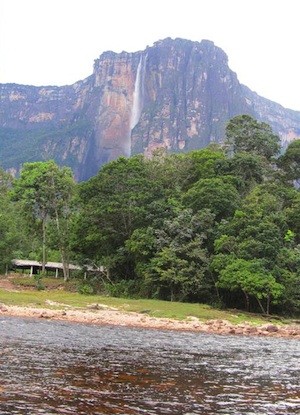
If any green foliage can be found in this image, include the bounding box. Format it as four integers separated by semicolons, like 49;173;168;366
2;115;299;316
225;114;280;160
217;152;266;194
74;153;204;279
34;275;45;291
12;160;75;280
11;276;78;292
13;160;74;222
284;229;295;244
187;146;226;182
217;258;284;314
104;280;144;298
272;246;300;314
78;283;95;295
278;139;300;182
127;208;216;301
0;120;91;171
0;169;30;272
183;177;240;220
72;126;300;314
213;180;300;314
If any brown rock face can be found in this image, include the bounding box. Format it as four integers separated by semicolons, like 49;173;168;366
92;52;140;163
1;37;300;180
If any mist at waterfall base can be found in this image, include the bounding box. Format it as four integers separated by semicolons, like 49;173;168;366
0;316;299;414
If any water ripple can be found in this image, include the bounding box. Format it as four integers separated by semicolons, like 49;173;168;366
0;316;299;414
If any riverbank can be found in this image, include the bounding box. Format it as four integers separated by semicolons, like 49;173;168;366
1;302;299;339
0;275;299;339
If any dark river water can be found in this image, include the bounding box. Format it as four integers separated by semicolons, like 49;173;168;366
0;317;299;414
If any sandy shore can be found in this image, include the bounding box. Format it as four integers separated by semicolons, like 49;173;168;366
0;302;299;339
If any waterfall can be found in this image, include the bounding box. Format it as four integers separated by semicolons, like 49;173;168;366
130;54;146;130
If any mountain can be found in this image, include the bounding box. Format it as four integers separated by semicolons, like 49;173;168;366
1;37;300;180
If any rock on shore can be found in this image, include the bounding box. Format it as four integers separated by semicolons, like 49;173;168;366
0;304;299;339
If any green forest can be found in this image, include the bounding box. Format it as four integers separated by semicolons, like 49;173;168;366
1;115;300;316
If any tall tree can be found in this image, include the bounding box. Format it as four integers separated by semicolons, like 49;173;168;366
0;169;19;272
217;258;283;314
212;182;300;313
278;139;300;184
13;161;75;279
217;152;265;195
75;156;158;278
225;114;280;160
127;208;215;301
183;177;240;221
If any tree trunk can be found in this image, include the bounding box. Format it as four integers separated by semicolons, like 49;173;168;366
170;286;175;302
42;216;46;273
209;271;221;300
243;290;250;312
256;297;267;315
266;295;270;315
61;248;70;282
55;211;69;281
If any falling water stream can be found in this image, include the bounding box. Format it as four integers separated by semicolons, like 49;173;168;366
123;53;147;157
0;316;299;414
130;54;146;132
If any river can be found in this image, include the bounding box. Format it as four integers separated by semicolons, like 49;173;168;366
0;316;299;414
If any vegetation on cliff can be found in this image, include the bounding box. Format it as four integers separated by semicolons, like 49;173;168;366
1;115;300;316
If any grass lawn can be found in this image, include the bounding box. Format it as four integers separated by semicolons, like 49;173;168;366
0;275;288;326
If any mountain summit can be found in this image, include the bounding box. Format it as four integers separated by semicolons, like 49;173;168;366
1;37;300;180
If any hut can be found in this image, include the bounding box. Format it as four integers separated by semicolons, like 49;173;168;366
11;259;104;278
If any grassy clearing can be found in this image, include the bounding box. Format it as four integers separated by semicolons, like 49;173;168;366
11;276;78;291
0;283;287;326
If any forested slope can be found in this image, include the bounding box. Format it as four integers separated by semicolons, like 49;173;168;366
1;115;300;316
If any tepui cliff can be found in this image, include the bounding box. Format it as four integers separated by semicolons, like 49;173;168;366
1;37;300;180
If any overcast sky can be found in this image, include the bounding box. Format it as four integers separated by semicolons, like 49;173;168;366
0;0;299;110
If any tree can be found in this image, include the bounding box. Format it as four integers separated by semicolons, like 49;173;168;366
44;163;75;280
274;245;300;314
183;177;240;220
0;170;20;272
285;192;300;245
278;139;300;184
211;181;300;314
217;258;283;314
217;152;265;195
0;168;13;191
74;155;162;279
225;115;280;160
187;145;226;183
143;150;195;195
127;208;215;301
13;161;75;280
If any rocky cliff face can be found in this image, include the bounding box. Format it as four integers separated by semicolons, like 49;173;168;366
1;37;300;180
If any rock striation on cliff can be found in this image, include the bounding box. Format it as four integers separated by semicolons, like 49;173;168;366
1;37;300;180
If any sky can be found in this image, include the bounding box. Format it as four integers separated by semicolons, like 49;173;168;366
0;0;299;110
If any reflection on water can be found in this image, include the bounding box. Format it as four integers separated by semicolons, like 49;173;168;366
0;316;299;414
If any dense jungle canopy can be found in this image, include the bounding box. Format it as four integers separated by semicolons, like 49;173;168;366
1;115;300;316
